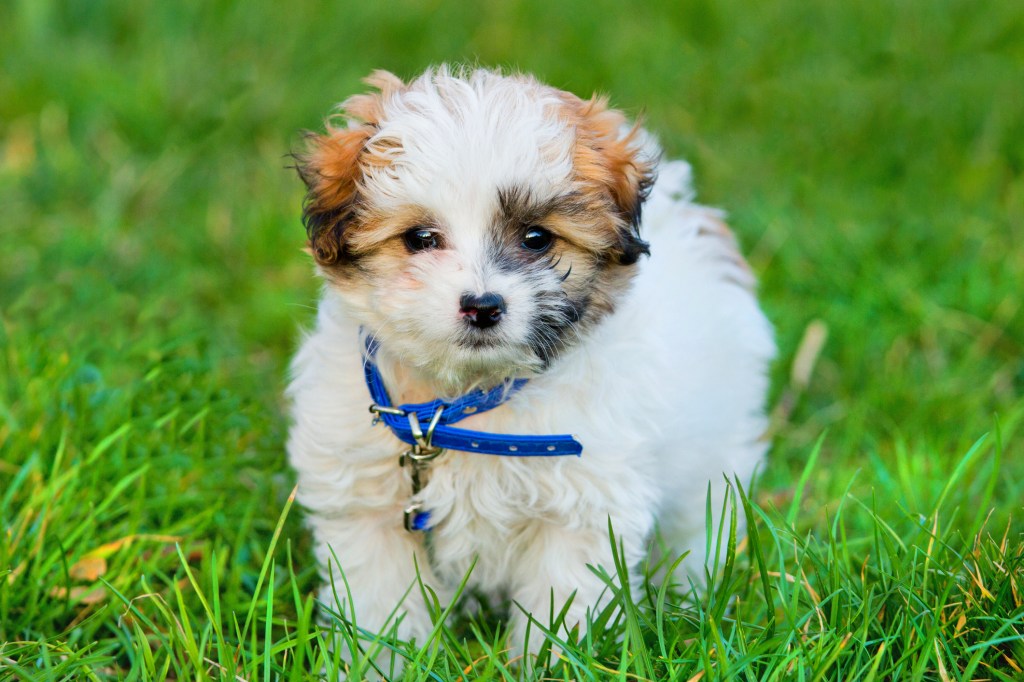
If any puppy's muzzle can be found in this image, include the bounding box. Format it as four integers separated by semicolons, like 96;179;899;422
460;292;506;329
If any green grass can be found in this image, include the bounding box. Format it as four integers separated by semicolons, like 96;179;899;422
2;0;1022;679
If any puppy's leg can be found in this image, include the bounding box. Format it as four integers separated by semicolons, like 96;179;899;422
310;512;446;675
507;516;650;662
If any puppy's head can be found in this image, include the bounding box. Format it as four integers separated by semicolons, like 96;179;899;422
295;67;654;393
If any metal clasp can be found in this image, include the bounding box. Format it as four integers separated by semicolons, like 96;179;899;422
403;504;431;532
398;405;445;532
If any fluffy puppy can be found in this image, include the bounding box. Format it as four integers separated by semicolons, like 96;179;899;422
287;66;774;656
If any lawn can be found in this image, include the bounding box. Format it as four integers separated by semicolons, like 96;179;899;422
1;0;1023;679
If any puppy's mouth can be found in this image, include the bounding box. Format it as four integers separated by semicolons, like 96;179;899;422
455;329;505;350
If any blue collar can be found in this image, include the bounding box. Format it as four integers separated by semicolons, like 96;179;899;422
362;335;583;457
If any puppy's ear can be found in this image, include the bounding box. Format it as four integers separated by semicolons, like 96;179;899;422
562;94;656;265
294;70;405;267
294;125;372;266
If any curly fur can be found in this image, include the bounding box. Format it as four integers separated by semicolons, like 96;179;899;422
286;66;775;661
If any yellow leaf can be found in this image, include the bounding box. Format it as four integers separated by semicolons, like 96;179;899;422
69;555;107;581
85;533;182;560
954;612;967;637
49;585;107;604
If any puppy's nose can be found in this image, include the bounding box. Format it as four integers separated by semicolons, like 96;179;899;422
460;292;506;329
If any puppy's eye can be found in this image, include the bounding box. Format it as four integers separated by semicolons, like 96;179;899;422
404;227;440;252
521;226;553;253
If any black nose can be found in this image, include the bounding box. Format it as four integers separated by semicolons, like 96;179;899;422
460;292;506;329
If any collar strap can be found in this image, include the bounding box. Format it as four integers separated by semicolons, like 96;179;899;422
362;335;582;457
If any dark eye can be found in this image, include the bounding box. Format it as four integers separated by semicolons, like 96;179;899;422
521;226;553;252
403;227;440;252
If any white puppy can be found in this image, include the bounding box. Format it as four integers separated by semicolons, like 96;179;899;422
287;66;774;656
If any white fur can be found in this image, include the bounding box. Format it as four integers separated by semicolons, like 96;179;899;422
286;68;775;659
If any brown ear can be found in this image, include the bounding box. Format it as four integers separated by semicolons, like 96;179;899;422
294;71;405;267
294;124;373;266
562;94;656;264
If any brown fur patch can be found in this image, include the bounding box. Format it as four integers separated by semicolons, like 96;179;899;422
516;92;657;331
557;93;655;264
294;71;407;269
344;70;405;125
295;124;373;266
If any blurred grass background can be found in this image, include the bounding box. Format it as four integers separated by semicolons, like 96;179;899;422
1;0;1023;678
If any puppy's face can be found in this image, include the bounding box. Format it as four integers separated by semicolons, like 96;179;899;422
296;68;653;393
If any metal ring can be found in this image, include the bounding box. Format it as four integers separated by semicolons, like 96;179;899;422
408;447;443;463
425;404;445;443
407;404;446;450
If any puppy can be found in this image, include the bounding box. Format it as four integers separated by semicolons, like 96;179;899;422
287;66;774;658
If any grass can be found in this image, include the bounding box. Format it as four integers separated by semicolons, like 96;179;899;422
1;0;1022;679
